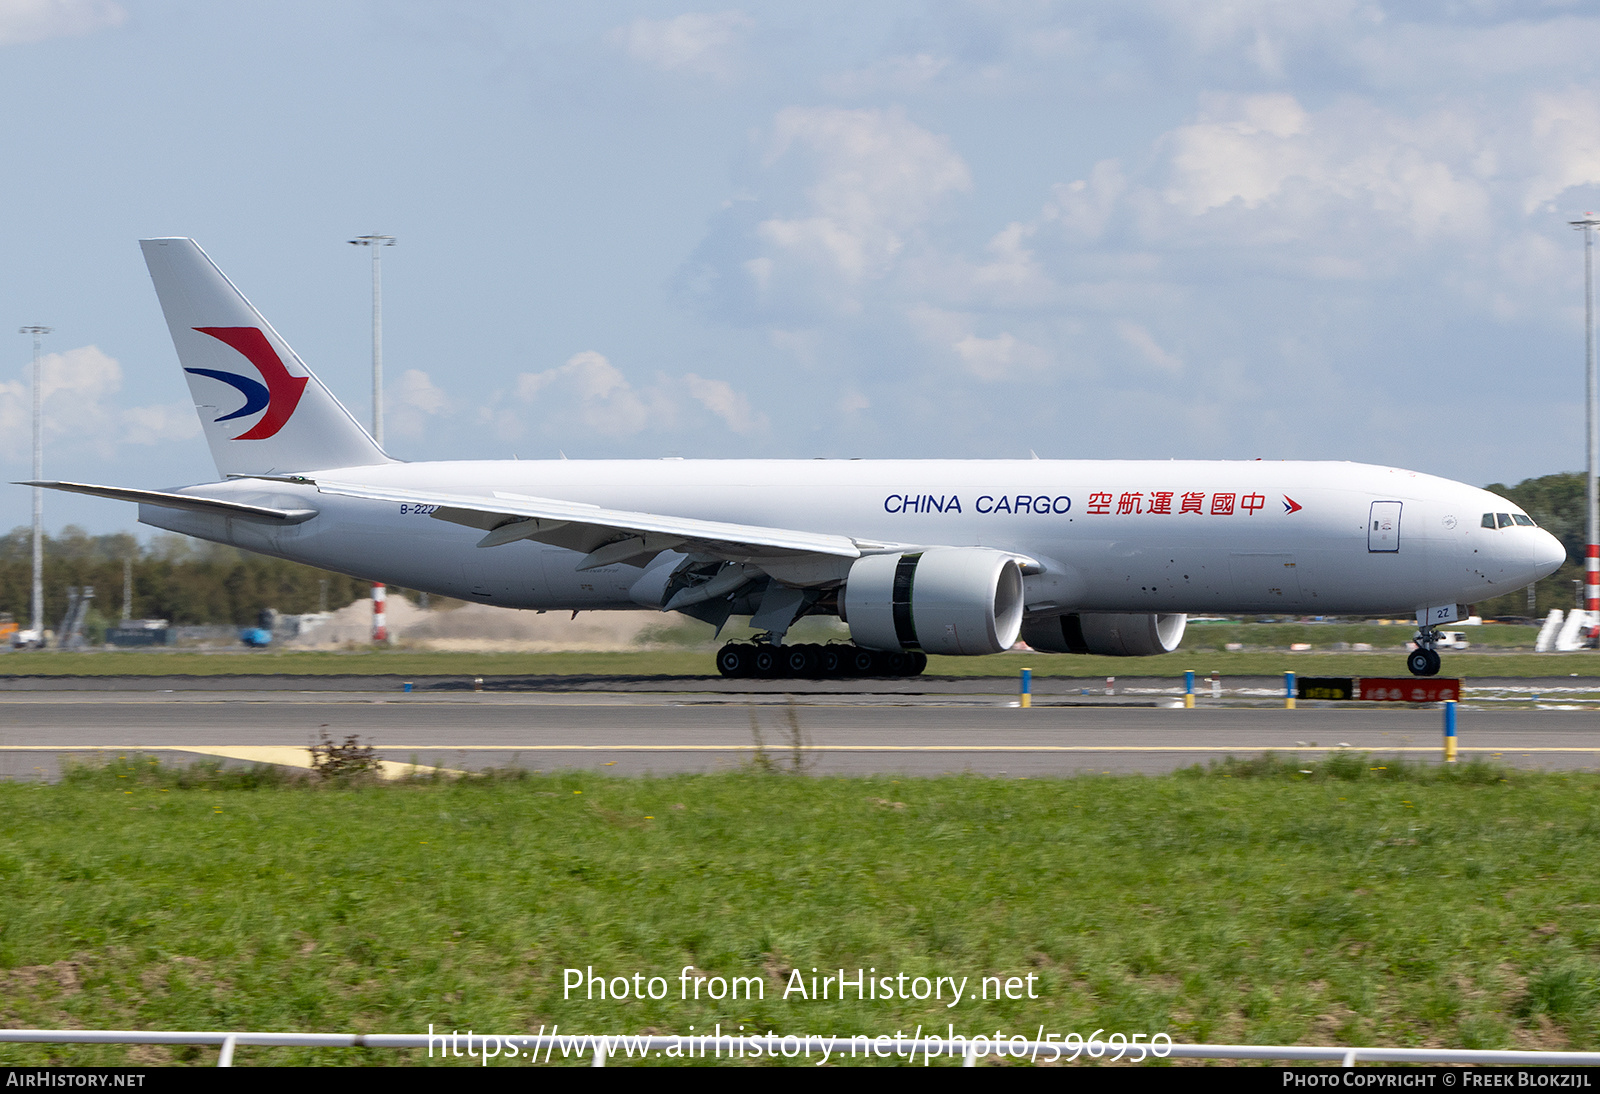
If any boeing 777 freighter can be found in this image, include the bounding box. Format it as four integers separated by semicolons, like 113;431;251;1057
24;239;1567;677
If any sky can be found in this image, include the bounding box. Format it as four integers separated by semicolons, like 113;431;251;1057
4;0;1600;537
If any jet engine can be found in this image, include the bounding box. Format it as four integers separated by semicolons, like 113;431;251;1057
841;548;1024;655
1020;612;1187;656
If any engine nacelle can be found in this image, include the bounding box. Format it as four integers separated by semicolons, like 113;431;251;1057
1020;612;1187;656
842;548;1024;656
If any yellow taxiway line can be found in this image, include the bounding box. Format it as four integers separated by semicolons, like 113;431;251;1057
0;745;456;780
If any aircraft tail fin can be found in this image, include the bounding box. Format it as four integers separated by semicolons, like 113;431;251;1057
140;238;393;477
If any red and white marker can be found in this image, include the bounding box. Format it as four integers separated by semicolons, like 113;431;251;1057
372;582;387;643
1587;545;1599;613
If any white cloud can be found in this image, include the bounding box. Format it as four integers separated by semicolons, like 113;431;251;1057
1523;90;1600;215
837;388;869;417
509;351;762;440
0;0;124;46
906;305;1050;382
1087;92;1497;258
387;368;451;440
612;10;753;77
755;106;972;285
683;372;765;434
973;222;1047;290
1045;161;1127;241
121;401;200;445
0;345;194;456
1161;93;1313;214
1116;322;1184;375
38;343;119;402
516;350;661;437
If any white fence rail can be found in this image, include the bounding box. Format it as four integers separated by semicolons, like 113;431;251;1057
4;1030;1600;1067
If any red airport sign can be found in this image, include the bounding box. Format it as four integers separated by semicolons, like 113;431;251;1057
1354;678;1460;703
1295;678;1461;702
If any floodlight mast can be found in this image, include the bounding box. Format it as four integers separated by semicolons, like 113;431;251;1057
20;325;51;646
347;234;395;447
348;235;395;643
1573;215;1600;624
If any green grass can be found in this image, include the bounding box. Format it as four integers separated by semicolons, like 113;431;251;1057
2;757;1600;1065
2;646;1597;680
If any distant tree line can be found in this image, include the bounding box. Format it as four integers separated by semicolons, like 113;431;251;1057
0;526;372;631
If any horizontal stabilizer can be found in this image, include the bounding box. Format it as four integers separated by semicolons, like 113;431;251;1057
19;480;318;523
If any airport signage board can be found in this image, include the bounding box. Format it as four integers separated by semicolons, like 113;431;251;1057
1354;678;1461;703
1296;677;1355;701
1294;677;1462;702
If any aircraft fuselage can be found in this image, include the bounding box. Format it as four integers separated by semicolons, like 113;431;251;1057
137;457;1563;619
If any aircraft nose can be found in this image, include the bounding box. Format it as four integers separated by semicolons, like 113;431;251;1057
1534;530;1567;578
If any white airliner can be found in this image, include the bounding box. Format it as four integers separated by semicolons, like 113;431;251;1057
26;238;1566;678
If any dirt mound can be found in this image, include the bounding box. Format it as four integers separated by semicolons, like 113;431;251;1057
287;596;665;651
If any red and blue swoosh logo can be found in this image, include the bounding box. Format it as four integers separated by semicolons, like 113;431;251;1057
185;327;307;440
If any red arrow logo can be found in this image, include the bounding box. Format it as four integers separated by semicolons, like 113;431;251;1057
1283;496;1303;514
193;327;308;440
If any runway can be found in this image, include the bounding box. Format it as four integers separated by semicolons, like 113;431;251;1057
1;675;1597;779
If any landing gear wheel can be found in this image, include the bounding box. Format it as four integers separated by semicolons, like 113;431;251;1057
909;651;928;677
847;647;878;676
783;644;819;677
751;645;783;677
1406;648;1442;677
717;643;751;677
818;645;845;676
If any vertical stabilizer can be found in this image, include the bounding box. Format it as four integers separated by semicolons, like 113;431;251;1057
140;238;393;476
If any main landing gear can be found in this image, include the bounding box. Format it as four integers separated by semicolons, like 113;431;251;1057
1407;626;1443;677
715;642;928;679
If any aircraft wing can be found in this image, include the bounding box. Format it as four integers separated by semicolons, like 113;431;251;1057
311;479;890;571
19;480;317;523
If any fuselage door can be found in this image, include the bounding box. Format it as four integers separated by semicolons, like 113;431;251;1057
1368;501;1402;553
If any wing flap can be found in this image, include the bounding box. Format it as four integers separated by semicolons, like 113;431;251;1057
314;480;866;562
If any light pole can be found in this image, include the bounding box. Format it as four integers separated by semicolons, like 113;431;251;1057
349;235;395;641
348;234;394;447
1572;215;1600;629
20;325;51;647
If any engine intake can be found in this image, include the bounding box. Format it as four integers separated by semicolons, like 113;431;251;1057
842;548;1024;656
1021;612;1187;656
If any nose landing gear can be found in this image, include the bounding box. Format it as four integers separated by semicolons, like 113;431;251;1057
1407;626;1443;677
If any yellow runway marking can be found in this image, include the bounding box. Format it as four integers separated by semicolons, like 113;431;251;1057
2;745;458;780
164;746;442;781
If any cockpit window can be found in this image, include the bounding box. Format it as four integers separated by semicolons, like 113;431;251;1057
1497;513;1514;528
1513;514;1536;527
1482;513;1497;528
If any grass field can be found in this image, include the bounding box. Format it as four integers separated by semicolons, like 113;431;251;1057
2;621;1584;681
2;757;1598;1066
2;646;1598;680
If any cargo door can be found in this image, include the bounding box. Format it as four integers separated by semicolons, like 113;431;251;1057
1368;501;1401;552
